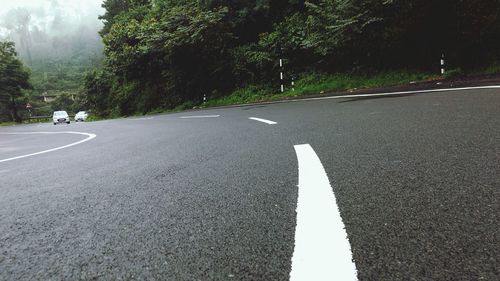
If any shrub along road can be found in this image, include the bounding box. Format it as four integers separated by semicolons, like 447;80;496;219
0;88;499;280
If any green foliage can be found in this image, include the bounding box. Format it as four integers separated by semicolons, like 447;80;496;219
472;63;500;76
443;68;464;79
25;99;52;117
0;121;18;126
0;41;32;122
81;69;114;116
288;71;432;96
51;93;76;112
29;55;102;92
302;0;380;56
98;2;234;115
172;101;195;111
1;3;104;102
205;70;433;107
99;0;152;36
80;0;500;117
205;85;272;107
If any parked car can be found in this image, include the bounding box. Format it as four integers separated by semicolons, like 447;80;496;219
53;111;70;125
74;111;88;122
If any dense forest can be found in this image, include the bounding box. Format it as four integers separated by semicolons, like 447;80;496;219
0;2;102;122
2;0;500;121
81;0;500;116
0;41;32;122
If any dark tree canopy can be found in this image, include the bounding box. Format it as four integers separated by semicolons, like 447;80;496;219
82;0;500;116
0;41;32;122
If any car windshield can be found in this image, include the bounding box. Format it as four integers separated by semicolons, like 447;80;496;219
54;112;64;116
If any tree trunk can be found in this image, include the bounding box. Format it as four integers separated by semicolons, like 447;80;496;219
10;95;21;123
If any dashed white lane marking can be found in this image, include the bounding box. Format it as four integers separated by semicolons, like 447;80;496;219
248;117;277;125
129;117;154;121
179;115;220;119
0;131;97;163
291;144;357;281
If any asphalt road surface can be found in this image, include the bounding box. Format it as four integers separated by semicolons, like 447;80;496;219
1;87;499;280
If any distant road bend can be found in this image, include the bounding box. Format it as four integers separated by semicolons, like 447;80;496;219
1;86;499;280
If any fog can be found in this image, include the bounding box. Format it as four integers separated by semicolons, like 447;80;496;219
0;0;104;64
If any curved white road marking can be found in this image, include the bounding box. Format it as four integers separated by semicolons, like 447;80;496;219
179;115;220;119
248;117;277;125
0;131;96;163
290;85;500;102
291;144;357;281
226;85;500;108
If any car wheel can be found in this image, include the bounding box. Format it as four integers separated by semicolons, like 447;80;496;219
67;121;70;124
53;123;57;125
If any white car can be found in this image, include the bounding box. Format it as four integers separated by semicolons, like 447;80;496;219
74;111;88;122
53;111;70;125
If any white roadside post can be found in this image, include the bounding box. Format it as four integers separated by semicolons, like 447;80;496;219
203;93;207;104
280;58;284;93
291;78;295;92
441;53;445;75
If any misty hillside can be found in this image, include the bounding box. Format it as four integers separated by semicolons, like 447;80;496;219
0;0;104;94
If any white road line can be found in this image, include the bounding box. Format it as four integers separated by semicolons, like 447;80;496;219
291;144;357;281
179;115;220;119
283;85;500;104
225;85;500;109
129;117;154;121
248;117;277;125
0;131;96;163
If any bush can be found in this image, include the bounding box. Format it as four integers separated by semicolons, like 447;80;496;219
444;68;464;78
205;85;272;107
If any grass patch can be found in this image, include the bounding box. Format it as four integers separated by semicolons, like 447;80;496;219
205;71;435;107
288;71;434;96
0;122;18;126
205;86;273;107
86;115;107;122
171;101;195;112
443;68;465;79
471;63;500;75
0;120;37;126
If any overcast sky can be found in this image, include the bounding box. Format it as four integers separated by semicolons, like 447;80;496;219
0;0;105;61
0;0;103;12
0;0;104;37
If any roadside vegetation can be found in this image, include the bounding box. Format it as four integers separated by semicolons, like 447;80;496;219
205;71;436;107
0;4;102;123
79;0;500;118
2;1;500;122
0;41;32;122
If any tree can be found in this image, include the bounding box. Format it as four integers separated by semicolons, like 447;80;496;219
99;0;151;36
51;93;76;113
81;69;114;116
84;0;500;117
100;2;233;114
0;41;32;122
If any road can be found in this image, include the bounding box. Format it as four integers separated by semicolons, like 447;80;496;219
1;87;499;280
